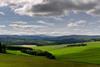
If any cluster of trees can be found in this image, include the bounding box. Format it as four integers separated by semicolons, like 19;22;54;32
67;43;87;47
21;49;56;59
92;38;100;41
0;41;56;59
4;40;55;46
7;46;33;51
0;42;6;53
7;46;55;59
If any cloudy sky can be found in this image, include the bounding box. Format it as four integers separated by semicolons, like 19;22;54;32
0;0;100;35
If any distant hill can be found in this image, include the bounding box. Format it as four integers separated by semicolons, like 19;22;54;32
0;35;100;45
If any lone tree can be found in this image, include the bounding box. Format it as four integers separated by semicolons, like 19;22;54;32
0;42;6;53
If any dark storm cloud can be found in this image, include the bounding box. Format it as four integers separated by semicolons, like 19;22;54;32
32;0;99;16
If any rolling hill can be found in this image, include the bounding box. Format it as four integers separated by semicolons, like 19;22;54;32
33;41;100;64
0;35;100;45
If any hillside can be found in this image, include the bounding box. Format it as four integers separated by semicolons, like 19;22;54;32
0;42;100;67
0;54;68;67
33;41;100;64
0;54;100;67
1;35;100;45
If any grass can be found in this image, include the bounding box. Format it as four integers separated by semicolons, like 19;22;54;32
62;48;100;64
0;54;69;67
32;41;100;64
1;41;100;67
0;54;100;67
7;50;29;56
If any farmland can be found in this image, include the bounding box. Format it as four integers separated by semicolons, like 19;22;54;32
0;54;69;67
1;41;100;67
33;41;100;64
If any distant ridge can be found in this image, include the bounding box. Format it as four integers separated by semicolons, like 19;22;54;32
0;35;100;45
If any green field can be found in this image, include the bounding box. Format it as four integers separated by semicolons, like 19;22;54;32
33;41;100;64
0;54;69;67
0;54;100;67
1;41;100;67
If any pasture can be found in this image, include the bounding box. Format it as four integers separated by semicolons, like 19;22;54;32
0;54;69;67
33;41;100;64
1;41;100;67
0;54;100;67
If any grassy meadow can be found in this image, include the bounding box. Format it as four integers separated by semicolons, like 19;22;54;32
1;41;100;67
33;41;100;64
0;54;69;67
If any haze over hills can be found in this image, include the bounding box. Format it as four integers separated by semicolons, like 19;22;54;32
0;35;100;40
0;35;100;45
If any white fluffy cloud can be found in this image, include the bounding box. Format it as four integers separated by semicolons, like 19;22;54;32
67;20;86;27
0;0;43;16
0;25;6;28
0;0;100;16
0;12;5;16
9;21;45;29
0;0;100;35
7;21;47;35
37;20;55;26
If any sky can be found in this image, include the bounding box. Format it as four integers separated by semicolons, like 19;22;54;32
0;0;100;36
